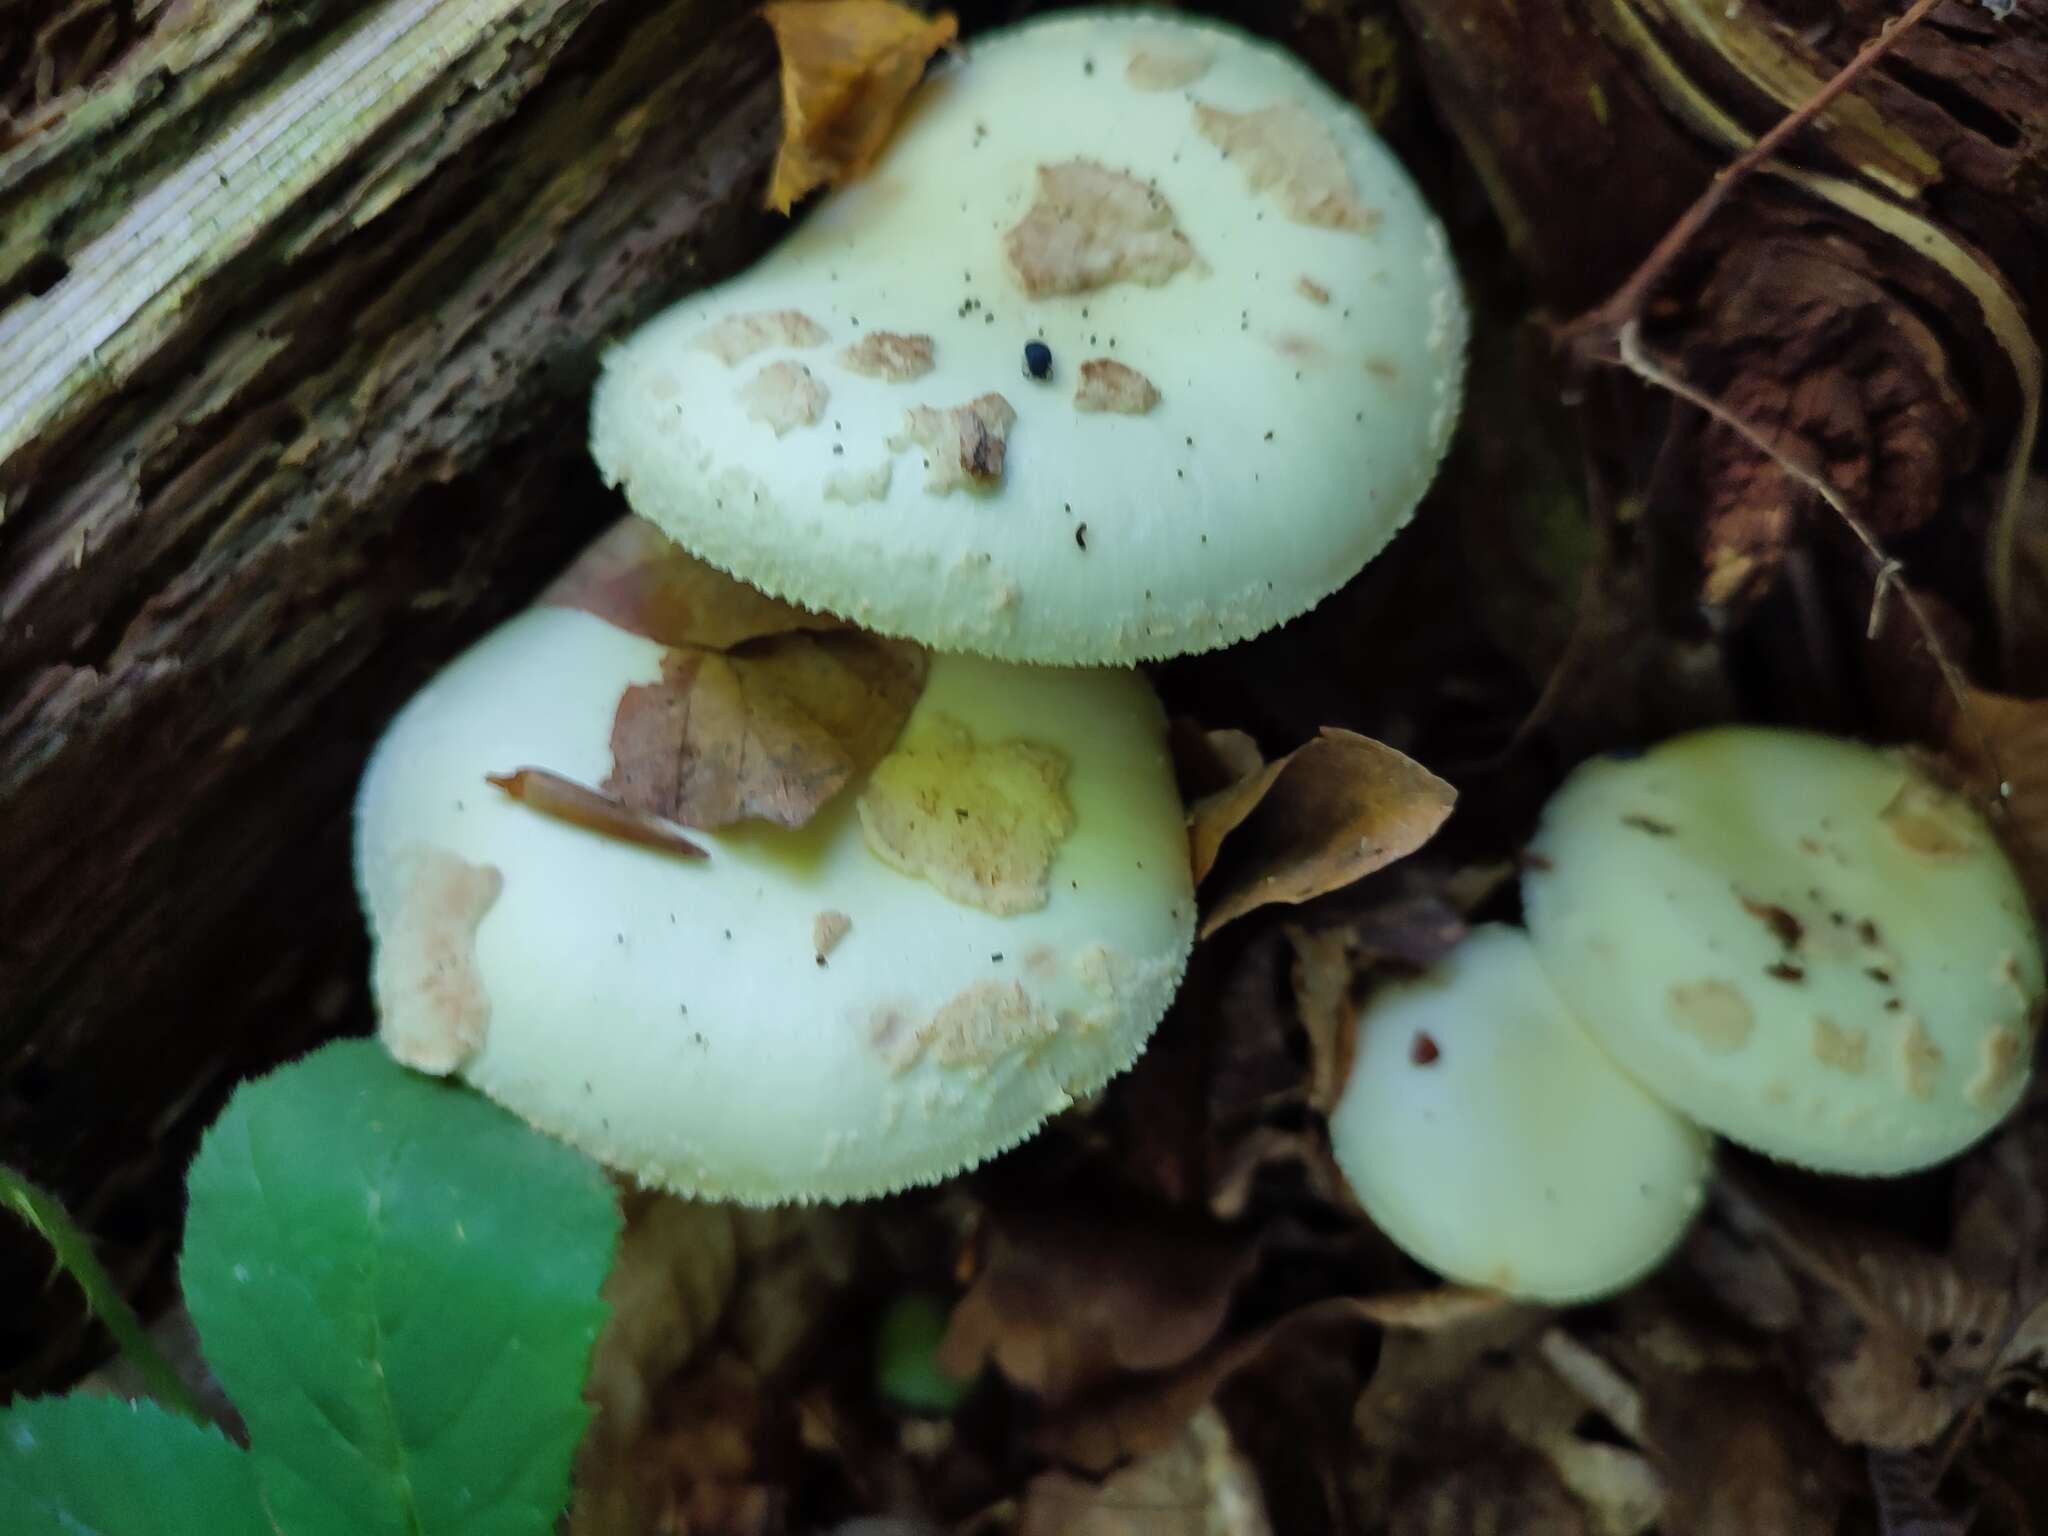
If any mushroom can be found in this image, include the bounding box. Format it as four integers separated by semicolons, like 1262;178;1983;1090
1522;727;2045;1176
1327;924;1712;1302
589;9;1466;665
353;529;1196;1204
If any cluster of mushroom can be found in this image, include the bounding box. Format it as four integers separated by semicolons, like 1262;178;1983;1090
354;12;1467;1207
1330;727;2046;1302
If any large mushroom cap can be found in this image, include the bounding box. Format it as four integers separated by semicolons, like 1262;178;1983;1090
1523;728;2045;1176
354;602;1194;1204
590;9;1465;665
1328;925;1711;1302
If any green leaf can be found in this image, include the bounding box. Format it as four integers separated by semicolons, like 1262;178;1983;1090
181;1039;621;1536
0;1395;270;1536
0;1164;205;1422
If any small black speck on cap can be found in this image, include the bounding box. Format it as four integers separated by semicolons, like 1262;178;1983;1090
1023;340;1053;381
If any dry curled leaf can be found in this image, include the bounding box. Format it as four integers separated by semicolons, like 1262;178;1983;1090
937;1195;1259;1404
1944;686;2048;915
607;631;927;831
1021;1407;1272;1536
546;521;927;833
542;516;837;650
1188;728;1456;938
762;0;958;214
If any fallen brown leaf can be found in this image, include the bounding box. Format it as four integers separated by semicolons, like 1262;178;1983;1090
1042;1290;1514;1474
937;1195;1259;1405
761;0;958;214
542;516;838;650
606;630;927;831
1021;1406;1272;1536
1188;729;1456;939
1945;685;2048;915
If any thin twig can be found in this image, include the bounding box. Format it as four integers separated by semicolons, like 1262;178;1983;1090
1616;323;2006;805
1566;0;1944;350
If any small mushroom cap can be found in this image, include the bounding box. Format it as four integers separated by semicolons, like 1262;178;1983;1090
353;607;1194;1204
590;9;1465;665
1328;924;1711;1302
1523;728;2045;1176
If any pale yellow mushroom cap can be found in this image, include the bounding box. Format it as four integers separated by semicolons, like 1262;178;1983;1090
590;9;1465;664
1328;924;1712;1302
353;604;1194;1203
1522;727;2044;1175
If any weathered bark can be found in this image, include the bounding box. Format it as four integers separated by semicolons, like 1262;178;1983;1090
0;0;797;1393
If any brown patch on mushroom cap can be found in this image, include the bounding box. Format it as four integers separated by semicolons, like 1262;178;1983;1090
1125;43;1211;90
1965;1025;2025;1109
840;331;935;382
1811;1015;1869;1075
889;394;1018;492
376;847;504;1075
1295;275;1331;305
696;309;828;366
813;910;852;965
1074;358;1161;415
1667;980;1755;1053
1194;101;1381;235
1897;1016;1944;1101
923;981;1060;1070
857;712;1075;916
1365;356;1401;384
741;360;828;436
1270;332;1325;366
1003;159;1196;297
1880;776;1981;862
824;461;892;504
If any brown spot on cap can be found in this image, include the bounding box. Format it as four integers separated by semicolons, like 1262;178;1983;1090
1194;101;1381;235
1811;1015;1868;1076
1739;895;1804;950
857;713;1075;915
375;847;504;1075
1880;775;1981;862
1125;43;1211;90
740;360;828;435
1270;332;1325;365
1365;356;1401;384
1897;1016;1943;1101
1295;275;1331;305
824;461;892;505
813;910;852;965
1965;1025;2025;1110
1074;358;1161;415
1622;814;1676;837
1410;1031;1441;1066
696;310;827;366
1668;980;1755;1053
1003;159;1196;297
889;394;1018;493
923;981;1059;1071
840;331;935;382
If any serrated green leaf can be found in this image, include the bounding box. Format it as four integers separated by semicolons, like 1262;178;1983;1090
0;1395;270;1536
181;1039;621;1536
